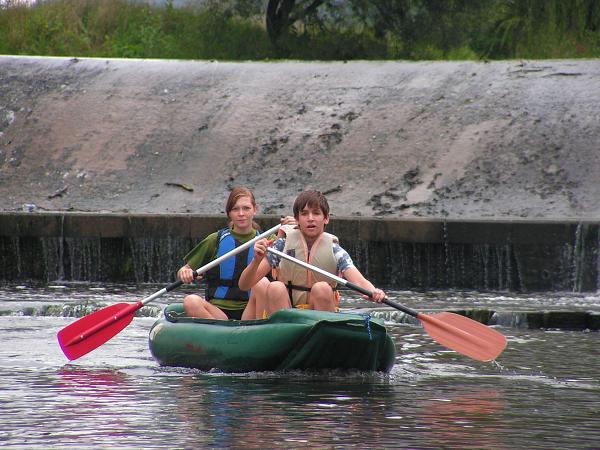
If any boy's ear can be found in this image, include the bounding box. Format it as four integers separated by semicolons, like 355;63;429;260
324;214;330;225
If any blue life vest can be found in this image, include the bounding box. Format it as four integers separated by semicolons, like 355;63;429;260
205;228;257;303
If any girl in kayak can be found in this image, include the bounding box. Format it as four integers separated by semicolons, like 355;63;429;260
239;189;386;316
177;187;294;320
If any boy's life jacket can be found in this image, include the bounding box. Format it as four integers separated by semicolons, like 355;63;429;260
204;227;257;303
276;226;339;307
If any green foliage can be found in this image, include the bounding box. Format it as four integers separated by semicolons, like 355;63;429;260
0;0;599;60
0;0;273;59
107;4;169;58
487;0;600;58
446;46;479;61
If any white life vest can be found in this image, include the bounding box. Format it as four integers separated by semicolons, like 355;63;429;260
276;226;338;306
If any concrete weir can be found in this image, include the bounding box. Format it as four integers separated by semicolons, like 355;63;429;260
2;212;598;291
2;57;600;329
1;56;600;219
2;212;599;330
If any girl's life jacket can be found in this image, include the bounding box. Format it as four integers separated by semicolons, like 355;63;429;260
204;227;257;303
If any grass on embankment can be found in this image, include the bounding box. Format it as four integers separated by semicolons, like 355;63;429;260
0;0;599;61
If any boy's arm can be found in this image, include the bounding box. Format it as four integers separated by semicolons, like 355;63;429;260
239;238;272;291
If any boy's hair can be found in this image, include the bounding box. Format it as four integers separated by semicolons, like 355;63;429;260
293;190;330;218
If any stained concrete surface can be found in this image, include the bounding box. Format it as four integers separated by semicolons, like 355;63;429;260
1;55;599;219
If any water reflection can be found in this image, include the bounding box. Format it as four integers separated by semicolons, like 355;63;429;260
417;389;506;450
57;367;131;398
169;374;402;448
160;372;523;449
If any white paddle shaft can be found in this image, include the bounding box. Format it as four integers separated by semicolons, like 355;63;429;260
141;223;282;305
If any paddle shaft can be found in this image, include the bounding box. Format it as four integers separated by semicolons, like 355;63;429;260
267;247;416;316
142;223;282;305
267;246;507;362
62;223;282;348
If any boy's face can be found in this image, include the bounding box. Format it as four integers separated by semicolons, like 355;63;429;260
297;204;329;241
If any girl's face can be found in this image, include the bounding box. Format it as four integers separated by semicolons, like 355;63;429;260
228;196;256;233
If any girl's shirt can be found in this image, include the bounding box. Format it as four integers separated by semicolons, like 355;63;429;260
184;228;258;270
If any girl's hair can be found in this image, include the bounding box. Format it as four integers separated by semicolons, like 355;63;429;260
293;190;330;218
226;187;260;230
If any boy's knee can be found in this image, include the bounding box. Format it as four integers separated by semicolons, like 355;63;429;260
253;277;270;292
311;281;333;297
267;281;291;307
267;281;287;295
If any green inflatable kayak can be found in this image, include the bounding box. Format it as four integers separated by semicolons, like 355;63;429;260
149;304;396;373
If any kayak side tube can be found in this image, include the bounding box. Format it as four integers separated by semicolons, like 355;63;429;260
149;304;396;373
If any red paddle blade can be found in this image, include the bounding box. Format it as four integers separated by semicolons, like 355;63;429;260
418;312;507;362
57;302;141;361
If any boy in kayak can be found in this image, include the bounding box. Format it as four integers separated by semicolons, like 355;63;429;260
177;187;294;320
239;189;386;316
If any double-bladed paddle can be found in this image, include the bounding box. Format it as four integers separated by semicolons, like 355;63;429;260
267;246;507;362
58;223;282;361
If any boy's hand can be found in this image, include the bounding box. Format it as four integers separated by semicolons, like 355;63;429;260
253;238;272;261
280;215;296;226
369;288;386;303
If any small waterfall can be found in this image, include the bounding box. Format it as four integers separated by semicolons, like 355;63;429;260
343;228;597;293
2;214;599;292
505;240;527;291
572;223;586;293
568;223;598;292
129;236;191;283
13;236;22;279
6;234;194;284
64;237;109;281
41;237;63;282
597;228;600;291
442;221;450;286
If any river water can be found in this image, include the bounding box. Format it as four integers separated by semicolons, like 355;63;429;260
1;284;599;449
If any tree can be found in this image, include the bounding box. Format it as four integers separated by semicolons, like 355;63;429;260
264;0;492;59
265;0;326;45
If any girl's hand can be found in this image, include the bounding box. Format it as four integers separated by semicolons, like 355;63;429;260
178;265;200;284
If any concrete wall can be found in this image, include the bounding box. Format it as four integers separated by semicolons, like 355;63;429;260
1;212;598;292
